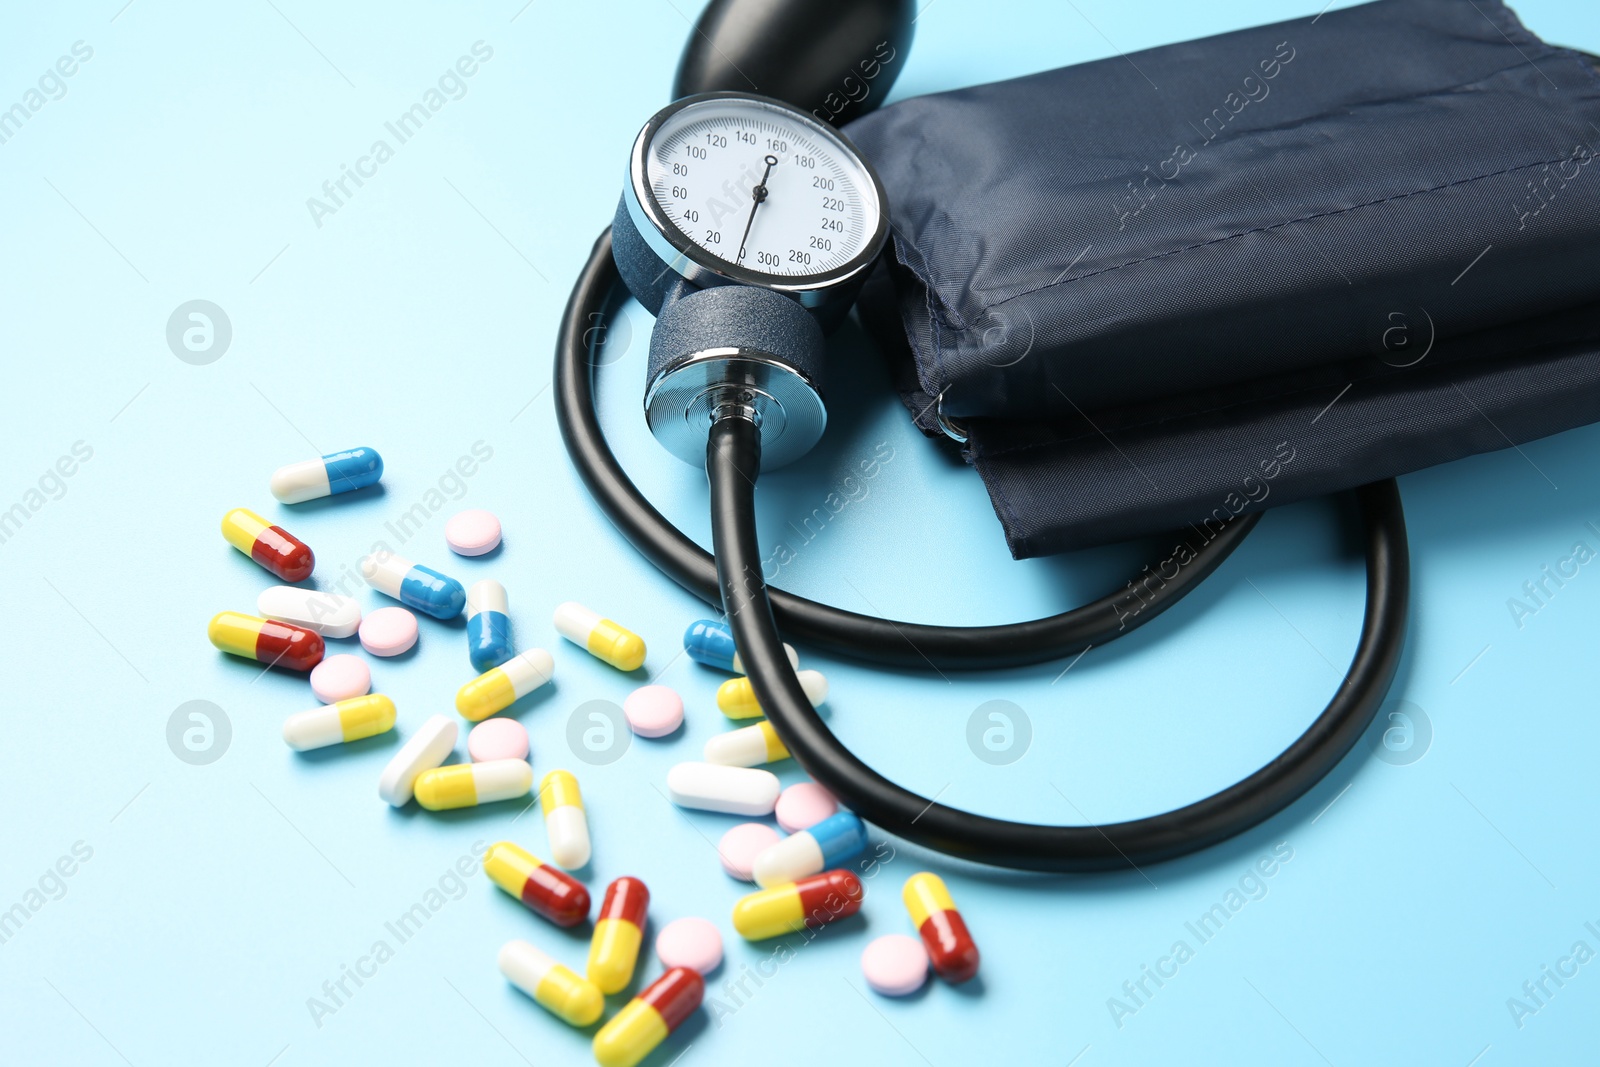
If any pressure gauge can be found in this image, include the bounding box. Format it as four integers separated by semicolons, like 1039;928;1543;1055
620;92;890;319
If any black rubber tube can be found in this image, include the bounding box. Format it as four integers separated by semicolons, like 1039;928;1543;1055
709;416;1411;871
556;227;1412;872
556;230;1261;670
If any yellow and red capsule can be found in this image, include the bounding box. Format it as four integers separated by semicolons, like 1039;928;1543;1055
483;841;591;927
731;869;864;941
587;876;648;994
903;872;979;982
221;507;314;582
592;967;703;1067
208;611;324;672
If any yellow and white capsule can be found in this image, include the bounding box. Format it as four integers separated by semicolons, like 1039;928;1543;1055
497;939;603;1027
540;769;592;869
455;648;555;722
282;694;396;751
717;670;828;720
553;602;646;672
703;721;790;767
413;759;532;810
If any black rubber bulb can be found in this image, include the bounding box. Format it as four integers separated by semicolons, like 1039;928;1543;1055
672;0;916;127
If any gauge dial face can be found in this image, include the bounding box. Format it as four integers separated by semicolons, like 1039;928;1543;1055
641;96;884;283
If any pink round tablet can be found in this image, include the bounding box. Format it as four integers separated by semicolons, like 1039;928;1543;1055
359;607;418;656
775;782;839;832
623;685;683;738
468;717;529;762
445;509;502;556
309;654;370;703
717;822;782;881
861;935;929;996
656;917;723;975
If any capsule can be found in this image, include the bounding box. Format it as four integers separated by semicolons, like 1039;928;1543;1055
269;446;383;504
498;939;603;1027
455;649;555;722
465;579;513;672
207;611;324;672
540;770;591;869
588;877;649;994
717;670;828;720
282;694;396;750
903;872;980;983
483;841;591;926
704;721;790;767
221;507;314;582
360;552;466;620
413;759;532;810
553;602;645;672
683;619;798;675
752;812;868;888
592;967;703;1067
732;869;864;940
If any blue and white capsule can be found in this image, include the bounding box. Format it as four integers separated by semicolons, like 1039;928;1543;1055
466;579;514;672
683;619;798;675
751;811;868;888
270;447;384;504
360;552;466;620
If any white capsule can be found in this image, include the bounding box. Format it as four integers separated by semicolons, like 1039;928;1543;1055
666;762;781;816
378;715;458;806
256;585;361;638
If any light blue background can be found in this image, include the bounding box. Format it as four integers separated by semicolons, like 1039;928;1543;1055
3;1;1599;1064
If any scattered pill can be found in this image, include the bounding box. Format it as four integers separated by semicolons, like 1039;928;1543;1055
483;841;592;927
269;447;383;504
717;823;782;881
775;782;839;832
682;619;798;674
553;601;646;672
593;967;704;1067
704;721;789;767
498;939;603;1028
588;877;649;995
456;648;554;721
378;715;457;806
716;669;827;719
861;935;929;996
468;717;529;762
283;694;396;751
221;507;314;582
540;770;592;869
753;811;868;888
413;759;532;810
359;606;418;657
655;917;723;975
208;611;324;672
445;508;502;555
465;579;513;672
667;762;780;816
732;870;864;941
623;685;683;738
257;585;361;638
904;872;980;983
309;654;371;703
360;552;466;620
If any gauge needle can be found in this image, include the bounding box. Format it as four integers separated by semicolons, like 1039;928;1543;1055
736;154;779;263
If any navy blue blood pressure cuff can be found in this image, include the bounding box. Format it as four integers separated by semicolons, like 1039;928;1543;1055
846;0;1600;556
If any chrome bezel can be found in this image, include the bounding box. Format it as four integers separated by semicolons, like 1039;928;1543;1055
624;91;890;308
